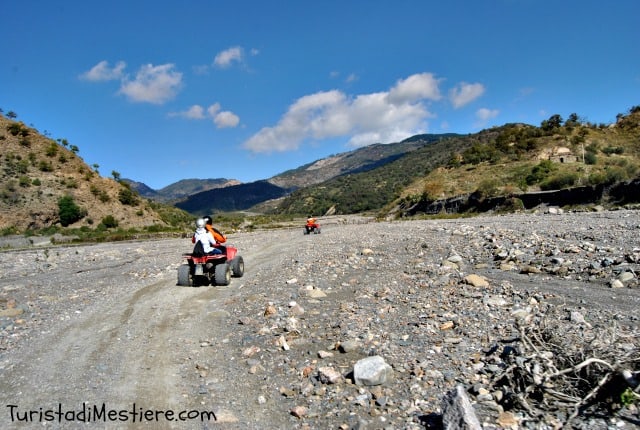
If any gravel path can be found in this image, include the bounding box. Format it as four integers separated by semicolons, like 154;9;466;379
0;211;639;429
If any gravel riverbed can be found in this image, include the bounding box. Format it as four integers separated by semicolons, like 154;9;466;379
0;210;639;429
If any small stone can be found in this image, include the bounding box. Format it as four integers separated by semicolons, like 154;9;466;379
610;279;625;288
0;308;23;317
440;321;454;330
318;350;334;359
264;304;277;317
497;411;518;427
290;405;308;418
338;339;360;353
318;366;343;384
353;356;393;386
242;345;261;357
280;386;296;397
463;274;489;287
618;271;635;283
306;288;327;298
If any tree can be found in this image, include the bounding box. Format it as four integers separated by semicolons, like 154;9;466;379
564;113;580;128
541;114;563;132
111;170;121;182
6;111;17;119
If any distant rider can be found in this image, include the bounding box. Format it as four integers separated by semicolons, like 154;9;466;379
305;215;317;234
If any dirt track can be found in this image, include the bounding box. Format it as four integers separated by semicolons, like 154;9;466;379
0;212;639;429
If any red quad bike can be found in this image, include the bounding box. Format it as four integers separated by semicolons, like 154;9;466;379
304;221;321;235
177;245;244;287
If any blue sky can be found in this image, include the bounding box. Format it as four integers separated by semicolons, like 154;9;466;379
2;1;639;189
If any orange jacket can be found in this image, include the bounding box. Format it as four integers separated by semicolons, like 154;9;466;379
205;224;226;243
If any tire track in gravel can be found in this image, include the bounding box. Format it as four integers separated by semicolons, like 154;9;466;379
0;277;233;429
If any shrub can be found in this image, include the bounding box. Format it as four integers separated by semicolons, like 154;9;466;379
100;215;119;229
118;188;138;206
526;160;555;185
45;142;58;157
476;178;500;198
38;160;53;172
6;123;22;136
540;172;578;190
603;146;625;155
58;195;86;227
584;151;597;165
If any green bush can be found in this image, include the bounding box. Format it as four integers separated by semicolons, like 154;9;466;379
38;160;53;172
540;172;578;190
526;160;555;185
603;146;624;155
118;188;138;206
100;215;119;229
476;178;500;198
584;151;597;165
45;142;58;157
58;195;86;227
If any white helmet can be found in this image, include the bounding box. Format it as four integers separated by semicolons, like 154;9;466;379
196;218;205;228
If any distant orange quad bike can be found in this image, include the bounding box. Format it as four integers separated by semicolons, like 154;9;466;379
177;243;244;287
304;219;321;235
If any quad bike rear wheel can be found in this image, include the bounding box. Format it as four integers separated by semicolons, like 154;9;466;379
177;265;193;286
214;262;231;286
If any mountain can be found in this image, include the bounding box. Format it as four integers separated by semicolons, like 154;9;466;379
172;134;458;214
125;178;241;202
267;134;456;189
174;180;288;215
0;113;168;232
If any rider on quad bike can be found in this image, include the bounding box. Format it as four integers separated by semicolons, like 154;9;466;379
179;217;244;287
191;218;221;255
304;215;321;234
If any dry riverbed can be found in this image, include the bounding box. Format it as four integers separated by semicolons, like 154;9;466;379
1;211;639;429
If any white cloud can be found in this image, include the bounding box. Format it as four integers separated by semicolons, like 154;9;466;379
80;60;126;81
243;73;439;153
169;102;239;128
449;82;485;108
214;46;243;68
213;111;240;128
118;63;182;104
168;104;206;119
474;107;499;128
387;73;442;105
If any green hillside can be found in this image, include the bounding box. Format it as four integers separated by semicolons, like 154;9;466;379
272;107;640;216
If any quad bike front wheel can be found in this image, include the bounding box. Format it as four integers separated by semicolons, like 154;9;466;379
214;262;231;286
177;265;193;286
230;256;244;277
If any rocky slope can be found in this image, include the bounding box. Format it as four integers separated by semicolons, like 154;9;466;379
0;114;165;231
